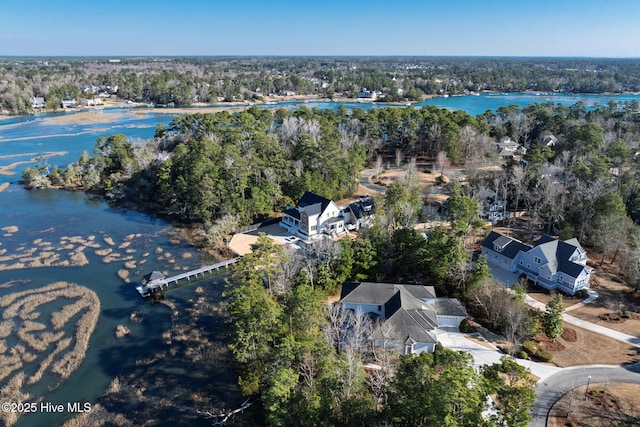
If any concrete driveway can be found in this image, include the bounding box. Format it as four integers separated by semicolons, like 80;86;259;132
436;327;561;381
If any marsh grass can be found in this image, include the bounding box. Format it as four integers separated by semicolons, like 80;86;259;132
0;372;32;426
0;282;100;412
115;325;130;339
28;337;71;385
117;269;130;282
95;248;112;256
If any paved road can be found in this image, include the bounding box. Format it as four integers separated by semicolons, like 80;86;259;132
531;363;640;427
359;168;388;193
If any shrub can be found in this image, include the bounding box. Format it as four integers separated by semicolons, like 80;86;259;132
574;289;589;299
522;340;553;362
516;350;528;359
458;318;472;333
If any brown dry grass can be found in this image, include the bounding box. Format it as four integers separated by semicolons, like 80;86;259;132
540;323;640;367
549;383;640;427
0;372;32;426
0;281;101;407
115;325;130;339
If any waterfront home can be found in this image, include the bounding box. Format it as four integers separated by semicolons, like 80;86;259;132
482;231;591;295
280;191;344;239
339;282;467;355
30;96;45;109
62;99;76;108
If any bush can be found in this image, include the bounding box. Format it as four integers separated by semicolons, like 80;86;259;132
575;289;589;299
522;340;553;362
435;175;446;186
458;318;472;333
516;350;528;359
536;349;553;362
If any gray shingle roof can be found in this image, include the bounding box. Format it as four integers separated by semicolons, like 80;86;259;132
482;231;531;260
434;298;468;317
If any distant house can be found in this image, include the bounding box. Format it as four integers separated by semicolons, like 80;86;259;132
481;231;591;295
540;134;558;147
497;136;527;158
339;282;467;355
61;99;76;108
358;89;378;99
85;98;103;106
344;196;375;231
30;97;45;109
280;191;344;239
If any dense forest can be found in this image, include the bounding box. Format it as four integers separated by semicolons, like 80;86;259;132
21;95;640;425
2;56;640;114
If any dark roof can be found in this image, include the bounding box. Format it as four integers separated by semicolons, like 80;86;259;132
283;207;300;220
348;197;376;220
297;191;332;212
482;231;531;260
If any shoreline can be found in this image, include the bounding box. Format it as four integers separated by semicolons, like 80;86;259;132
2;91;639;126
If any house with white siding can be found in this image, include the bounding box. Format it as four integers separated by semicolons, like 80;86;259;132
280;191;345;239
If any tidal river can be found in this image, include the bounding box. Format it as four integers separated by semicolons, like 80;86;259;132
1;92;639;426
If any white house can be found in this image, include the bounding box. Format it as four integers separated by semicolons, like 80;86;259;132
339;282;467;355
61;99;76;108
30;97;45;109
280;192;344;239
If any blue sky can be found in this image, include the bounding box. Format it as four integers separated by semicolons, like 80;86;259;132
1;0;639;57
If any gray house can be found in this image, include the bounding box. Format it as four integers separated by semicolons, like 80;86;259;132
339;282;467;355
482;231;591;295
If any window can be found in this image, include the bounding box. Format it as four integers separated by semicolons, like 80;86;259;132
311;225;317;231
377;305;382;311
534;257;541;264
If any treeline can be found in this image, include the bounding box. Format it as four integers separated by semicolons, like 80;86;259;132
474;100;640;286
223;234;536;426
3;56;640;114
22;105;492;230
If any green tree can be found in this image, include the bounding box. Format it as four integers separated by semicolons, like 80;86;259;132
542;294;564;341
389;350;487;427
482;356;537;427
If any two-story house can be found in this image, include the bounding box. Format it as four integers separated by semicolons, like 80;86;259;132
482;231;591;295
280;191;344;239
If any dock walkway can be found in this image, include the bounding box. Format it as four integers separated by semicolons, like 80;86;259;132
136;257;240;297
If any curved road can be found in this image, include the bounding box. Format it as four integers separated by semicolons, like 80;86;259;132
531;363;640;426
361;166;640;426
359;168;388;194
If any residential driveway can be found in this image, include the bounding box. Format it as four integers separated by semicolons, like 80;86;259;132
524;295;640;348
436;327;561;381
359;168;387;193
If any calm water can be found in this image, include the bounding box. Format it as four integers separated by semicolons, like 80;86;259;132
1;93;640;425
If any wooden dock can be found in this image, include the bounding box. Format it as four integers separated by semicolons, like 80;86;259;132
136;257;240;297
